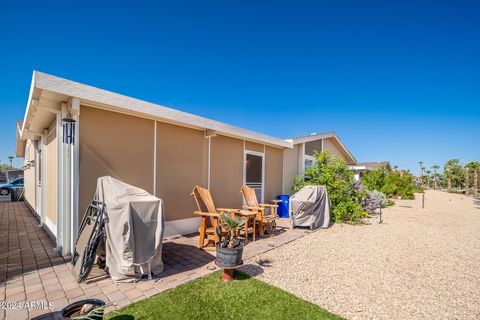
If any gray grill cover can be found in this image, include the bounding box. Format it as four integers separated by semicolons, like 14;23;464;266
290;186;330;229
95;176;165;282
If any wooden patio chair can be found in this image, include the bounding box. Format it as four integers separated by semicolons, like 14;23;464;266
191;185;239;249
240;185;279;237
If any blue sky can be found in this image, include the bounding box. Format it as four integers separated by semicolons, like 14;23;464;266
1;0;479;173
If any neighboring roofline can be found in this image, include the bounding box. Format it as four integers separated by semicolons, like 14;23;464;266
21;71;292;149
356;161;392;171
286;132;357;163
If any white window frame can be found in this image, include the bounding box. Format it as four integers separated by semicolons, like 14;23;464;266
243;150;265;203
304;154;317;170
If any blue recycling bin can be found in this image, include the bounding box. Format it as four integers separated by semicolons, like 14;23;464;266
276;194;290;218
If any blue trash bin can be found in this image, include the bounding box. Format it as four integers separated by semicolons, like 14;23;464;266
276;194;290;218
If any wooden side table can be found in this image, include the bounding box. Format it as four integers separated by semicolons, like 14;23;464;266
235;210;257;244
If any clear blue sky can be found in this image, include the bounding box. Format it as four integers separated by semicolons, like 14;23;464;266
1;0;479;173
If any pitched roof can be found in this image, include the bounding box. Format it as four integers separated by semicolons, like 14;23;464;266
286;132;357;164
20;71;292;148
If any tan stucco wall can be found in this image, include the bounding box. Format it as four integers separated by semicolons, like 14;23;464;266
324;137;354;164
23;140;37;210
245;141;264;153
79;106;155;219
265;146;283;202
210;135;243;209
45;126;57;225
282;144;300;194
156;121;208;221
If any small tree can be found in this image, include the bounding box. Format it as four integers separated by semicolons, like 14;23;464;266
293;151;367;222
444;159;465;191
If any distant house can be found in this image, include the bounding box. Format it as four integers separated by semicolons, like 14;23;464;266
283;132;357;193
351;161;392;181
15;71;358;256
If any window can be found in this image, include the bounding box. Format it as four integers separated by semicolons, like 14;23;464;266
304;155;317;170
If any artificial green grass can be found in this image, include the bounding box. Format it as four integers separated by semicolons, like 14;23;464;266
106;271;343;320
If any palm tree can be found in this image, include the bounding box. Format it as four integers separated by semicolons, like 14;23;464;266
7;156;14;169
393;165;399;171
425;169;432;188
418;161;424;177
431;165;440;190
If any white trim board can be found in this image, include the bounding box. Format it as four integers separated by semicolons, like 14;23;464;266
45;216;57;238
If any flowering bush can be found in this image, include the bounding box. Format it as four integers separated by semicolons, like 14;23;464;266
293;151;368;222
362;190;388;213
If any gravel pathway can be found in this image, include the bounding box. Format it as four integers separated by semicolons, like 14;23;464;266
243;190;480;319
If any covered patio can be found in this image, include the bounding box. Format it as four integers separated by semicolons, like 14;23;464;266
0;199;310;319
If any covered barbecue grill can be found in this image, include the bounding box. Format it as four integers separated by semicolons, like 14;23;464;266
73;176;165;283
289;186;330;230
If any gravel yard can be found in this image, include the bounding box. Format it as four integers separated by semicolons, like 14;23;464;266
244;190;480;319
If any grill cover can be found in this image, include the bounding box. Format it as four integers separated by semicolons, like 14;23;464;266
290;186;330;229
95;176;165;282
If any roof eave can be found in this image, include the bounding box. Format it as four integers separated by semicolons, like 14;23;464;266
31;71;293;149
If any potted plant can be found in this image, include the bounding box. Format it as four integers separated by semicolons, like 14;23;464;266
215;213;246;268
60;299;106;320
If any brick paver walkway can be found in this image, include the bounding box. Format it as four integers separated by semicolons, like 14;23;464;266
0;199;309;319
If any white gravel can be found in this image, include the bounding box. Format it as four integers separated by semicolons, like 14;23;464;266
244;190;480;319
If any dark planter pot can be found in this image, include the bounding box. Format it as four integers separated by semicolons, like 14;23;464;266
216;241;244;268
60;299;105;320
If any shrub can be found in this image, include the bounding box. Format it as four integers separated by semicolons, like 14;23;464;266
293;151;368;222
361;167;416;199
362;190;388;213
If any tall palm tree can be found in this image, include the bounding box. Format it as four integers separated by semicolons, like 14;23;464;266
431;165;440;190
425;169;432;188
418;161;424;177
7;156;14;169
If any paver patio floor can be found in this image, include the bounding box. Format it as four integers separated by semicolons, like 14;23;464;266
0;198;308;319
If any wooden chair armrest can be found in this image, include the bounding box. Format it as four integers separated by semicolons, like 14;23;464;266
216;208;238;213
193;211;219;217
242;205;264;211
236;210;258;217
260;204;278;208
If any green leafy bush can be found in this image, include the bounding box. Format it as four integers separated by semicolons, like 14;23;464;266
361;167;416;199
293;151;367;222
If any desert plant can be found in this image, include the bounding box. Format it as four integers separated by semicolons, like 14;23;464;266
219;214;246;248
293;151;367;222
362;190;388;213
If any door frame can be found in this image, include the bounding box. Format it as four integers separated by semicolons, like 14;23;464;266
243;150;265;203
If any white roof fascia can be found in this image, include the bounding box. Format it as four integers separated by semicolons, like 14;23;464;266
30;72;292;149
20;71;38;140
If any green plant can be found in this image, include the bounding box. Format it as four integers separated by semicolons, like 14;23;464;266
363;190;388;213
293;151;367;222
361;167;387;191
361;167;417;199
219;214;246;248
444;159;465;190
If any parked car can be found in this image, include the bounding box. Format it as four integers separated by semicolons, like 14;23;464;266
0;177;24;196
